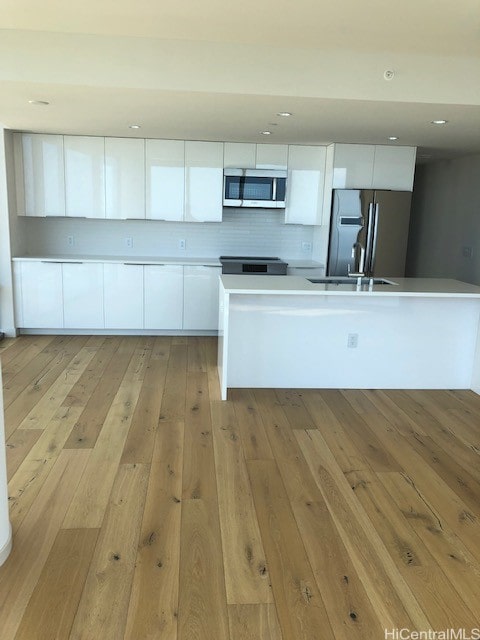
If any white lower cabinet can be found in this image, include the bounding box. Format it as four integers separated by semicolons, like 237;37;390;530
183;266;221;330
104;263;144;329
63;263;104;328
15;261;64;328
144;265;183;329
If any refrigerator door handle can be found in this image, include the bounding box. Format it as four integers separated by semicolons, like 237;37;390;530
364;202;375;276
369;203;380;275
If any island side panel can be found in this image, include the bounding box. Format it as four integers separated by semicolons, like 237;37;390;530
217;284;229;400
225;293;480;391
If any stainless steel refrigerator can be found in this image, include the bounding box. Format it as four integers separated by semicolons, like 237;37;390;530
327;189;412;277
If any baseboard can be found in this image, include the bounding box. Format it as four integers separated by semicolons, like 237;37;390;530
0;522;12;566
17;329;218;336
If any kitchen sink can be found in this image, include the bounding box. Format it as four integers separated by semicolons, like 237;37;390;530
308;277;397;286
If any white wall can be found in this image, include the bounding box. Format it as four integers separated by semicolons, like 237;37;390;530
0;128;17;337
20;210;315;260
407;154;480;284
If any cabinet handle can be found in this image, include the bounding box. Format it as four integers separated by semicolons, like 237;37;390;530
41;260;84;264
124;218;146;221
123;262;147;266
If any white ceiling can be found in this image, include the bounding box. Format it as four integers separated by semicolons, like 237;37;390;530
1;0;480;162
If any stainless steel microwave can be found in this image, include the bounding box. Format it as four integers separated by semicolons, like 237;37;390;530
223;168;287;208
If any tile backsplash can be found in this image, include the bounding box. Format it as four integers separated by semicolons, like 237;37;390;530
21;209;315;259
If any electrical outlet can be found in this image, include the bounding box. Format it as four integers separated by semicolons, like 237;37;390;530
462;246;473;258
179;239;186;250
125;237;133;248
67;235;75;247
347;333;359;349
302;241;312;253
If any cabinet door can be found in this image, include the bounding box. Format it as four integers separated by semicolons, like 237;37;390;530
144;265;183;329
372;146;416;191
18;261;63;328
256;144;288;170
285;145;327;225
185;141;223;222
19;133;65;217
104;263;144;329
63;263;104;328
146;139;185;221
333;144;375;188
106;138;145;219
183;266;221;330
223;143;256;168
64;136;105;218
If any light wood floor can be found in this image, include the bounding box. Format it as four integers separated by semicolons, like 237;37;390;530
0;335;479;639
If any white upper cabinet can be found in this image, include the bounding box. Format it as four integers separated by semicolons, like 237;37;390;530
146;139;185;221
372;146;417;190
332;144;376;189
185;141;223;222
332;143;416;191
15;133;65;217
256;144;288;170
64;136;105;218
223;143;256;168
105;138;145;219
285;145;327;225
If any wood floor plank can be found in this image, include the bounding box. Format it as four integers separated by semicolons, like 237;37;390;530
159;343;187;422
187;336;207;373
178;498;230;640
247;459;336;640
64;336;140;449
0;449;91;640
274;389;316;430
124;420;184;640
68;463;150;640
181;371;217;501
378;471;480;619
17;344;98;430
295;429;430;631
253;389;321;504
230;388;274;460
291;499;386;640
227;604;283;640
5;428;43;480
205;336;222;402
0;335;55;378
13;528;99;640
8;404;85;532
4;336;88;436
345;467;479;629
211;400;273;605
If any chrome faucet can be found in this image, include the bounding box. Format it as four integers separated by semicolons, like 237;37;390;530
348;242;366;278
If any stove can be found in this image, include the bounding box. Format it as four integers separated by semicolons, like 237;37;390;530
220;256;288;276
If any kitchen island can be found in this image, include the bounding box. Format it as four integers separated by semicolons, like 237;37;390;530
217;275;480;400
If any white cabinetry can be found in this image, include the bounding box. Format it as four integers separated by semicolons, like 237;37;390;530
144;265;183;329
185;141;223;222
256;144;288;169
332;144;416;191
105;138;145;219
64;136;105;218
15;261;63;328
15;133;65;217
146;139;185;221
104;263;144;329
63;263;104;328
223;143;256;169
183;266;221;330
285;145;327;225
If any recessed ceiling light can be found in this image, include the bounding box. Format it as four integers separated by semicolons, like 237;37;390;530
431;119;448;125
276;112;292;117
28;100;49;106
129;124;141;129
260;131;272;135
388;136;399;141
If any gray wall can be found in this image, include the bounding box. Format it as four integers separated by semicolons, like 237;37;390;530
407;154;480;284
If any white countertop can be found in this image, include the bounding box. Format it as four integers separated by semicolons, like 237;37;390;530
12;255;222;266
220;275;480;298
